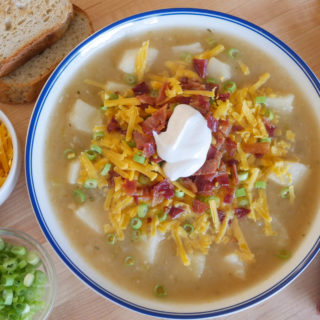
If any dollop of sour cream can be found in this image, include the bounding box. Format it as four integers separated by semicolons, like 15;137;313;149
153;104;211;181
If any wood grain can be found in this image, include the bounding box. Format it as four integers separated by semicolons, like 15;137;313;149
1;0;320;319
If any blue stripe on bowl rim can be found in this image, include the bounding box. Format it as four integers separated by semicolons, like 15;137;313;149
26;8;320;319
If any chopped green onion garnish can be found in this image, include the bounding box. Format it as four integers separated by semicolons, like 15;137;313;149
124;256;135;266
228;48;240;59
138;174;150;185
224;80;237;93
106;233;117;245
101;105;108;111
238;171;249;181
154;284;167;297
180;52;193;63
101;163;111;176
277;249;291;259
133;153;145;164
84;179;98;189
280;187;290;199
238;198;249;207
73;189;86;203
130;217;142;230
264;109;274;120
23;273;34;287
64;148;76;160
206;77;218;84
198;195;220;207
183;223;194;234
124;74;136;85
254;181;266;189
93;131;105;140
84;149;97;161
157;210;167;222
11;246;26;257
3;288;13;305
131;230;141;241
256;96;267;104
108;93;119;100
90;144;102;154
126;140;136;148
138;204;148;218
259;137;272;142
235;188;247;198
26;251;40;266
174;190;184;198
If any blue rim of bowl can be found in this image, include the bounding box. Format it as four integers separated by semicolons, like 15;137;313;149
26;8;320;319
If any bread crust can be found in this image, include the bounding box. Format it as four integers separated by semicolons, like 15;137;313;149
0;6;93;104
0;2;74;77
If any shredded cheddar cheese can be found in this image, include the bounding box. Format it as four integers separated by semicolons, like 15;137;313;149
0;121;13;188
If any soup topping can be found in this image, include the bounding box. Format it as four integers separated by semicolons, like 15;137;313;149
0;121;13;188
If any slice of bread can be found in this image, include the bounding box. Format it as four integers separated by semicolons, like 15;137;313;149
0;0;73;77
0;5;93;104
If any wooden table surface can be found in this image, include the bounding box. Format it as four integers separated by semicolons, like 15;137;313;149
1;0;320;319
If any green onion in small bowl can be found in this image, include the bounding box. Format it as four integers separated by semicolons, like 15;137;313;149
0;228;56;320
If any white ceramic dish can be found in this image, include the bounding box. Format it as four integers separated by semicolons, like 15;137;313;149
0;110;21;206
25;8;320;319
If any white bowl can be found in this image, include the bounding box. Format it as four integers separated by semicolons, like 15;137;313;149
25;8;320;319
0;110;21;206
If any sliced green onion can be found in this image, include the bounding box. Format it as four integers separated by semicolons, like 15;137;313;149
101;163;111;176
4;275;14;287
228;48;240;58
124;74;136;85
18;259;27;269
259;137;272;142
101;105;108;111
238;171;249;181
34;270;47;286
235;188;247;198
198;195;220;207
264;109;274;120
93;131;105;140
124;256;135;266
277;249;291;259
138;174;150;185
138;204;148;218
154;284;167;297
206;77;218;84
64;148;76;160
180;52;193;63
131;230;141;241
174;190;184;198
254;181;266;189
73;189;86;203
108;93;119;100
133;153;145;164
3;288;13;305
130;217;142;230
126;140;136;148
26;252;40;266
3;258;17;272
280;187;290;199
84;179;98;189
23;273;34;287
256;96;267;104
224;81;237;93
106;233;117;245
90;144;102;155
157;210;167;222
11;246;26;257
84;149;97;161
238;198;249;207
183;223;194;234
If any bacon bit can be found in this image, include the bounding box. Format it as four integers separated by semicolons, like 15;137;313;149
172;96;191;105
214;131;226;150
137;94;156;105
242;142;270;155
194;151;223;175
156;81;168;104
193;58;208;78
255;153;265;159
225;137;237;157
142;105;167;135
140;186;152;201
151;155;163;163
123;179;137;195
152;179;175;206
179;178;198;193
194;176;216;195
107;170;120;188
192;199;209;213
206;115;218;132
235;208;250;218
107;117;121;132
133;195;139;205
232;124;244;132
263;118;276;137
206;145;217;160
218;92;230;101
132;131;156;157
223;192;234;204
133;82;150;95
190;95;210;116
214;173;230;186
218;119;232;136
231;162;239;184
168;206;184;219
147;217;152;223
206;82;219;92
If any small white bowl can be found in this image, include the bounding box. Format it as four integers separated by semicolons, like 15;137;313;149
0;110;22;206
